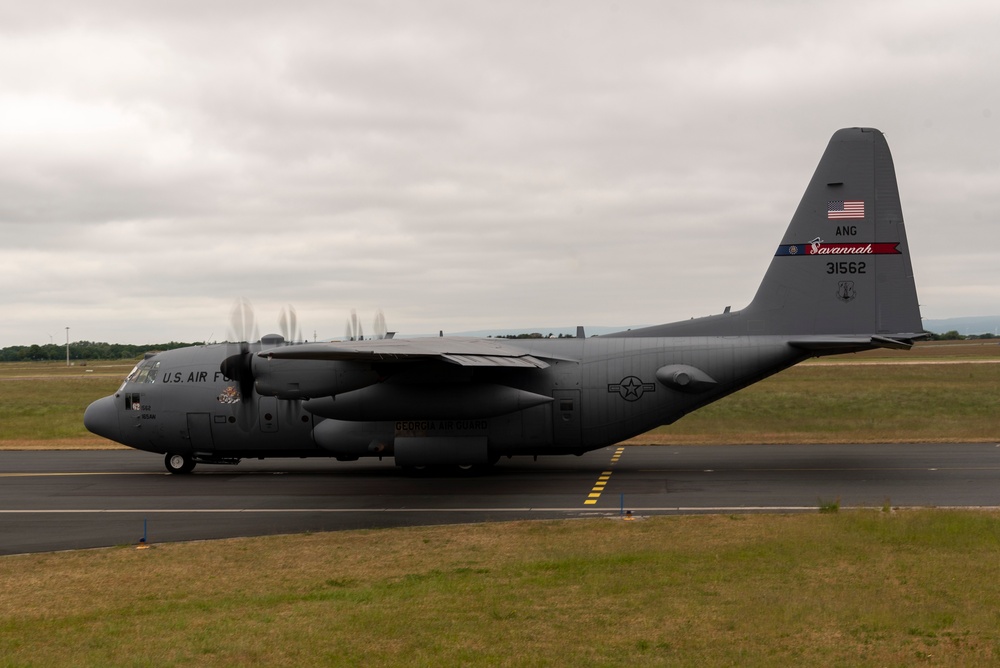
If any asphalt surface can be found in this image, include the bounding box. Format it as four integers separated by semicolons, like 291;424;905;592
2;443;1000;555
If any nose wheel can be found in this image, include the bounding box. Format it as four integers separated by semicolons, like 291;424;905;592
164;453;196;474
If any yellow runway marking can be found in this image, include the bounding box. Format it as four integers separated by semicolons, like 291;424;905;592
583;446;626;505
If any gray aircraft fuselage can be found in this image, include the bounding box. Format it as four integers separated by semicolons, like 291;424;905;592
84;128;925;473
87;335;804;460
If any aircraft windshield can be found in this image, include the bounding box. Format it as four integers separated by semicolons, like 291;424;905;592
120;358;160;390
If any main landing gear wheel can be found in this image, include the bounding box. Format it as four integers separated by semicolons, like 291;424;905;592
164;453;196;474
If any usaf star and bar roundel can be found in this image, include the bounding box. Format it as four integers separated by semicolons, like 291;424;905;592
608;376;656;402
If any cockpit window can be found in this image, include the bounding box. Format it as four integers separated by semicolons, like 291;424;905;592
141;361;160;383
124;364;141;386
122;359;160;388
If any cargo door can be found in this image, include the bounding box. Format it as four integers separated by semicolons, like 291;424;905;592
186;413;214;453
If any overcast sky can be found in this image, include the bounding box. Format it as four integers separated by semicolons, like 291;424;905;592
2;1;998;347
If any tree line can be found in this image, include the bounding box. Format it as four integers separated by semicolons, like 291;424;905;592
0;341;203;362
928;331;998;341
2;331;995;362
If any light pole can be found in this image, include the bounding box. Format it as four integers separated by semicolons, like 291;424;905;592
65;327;70;367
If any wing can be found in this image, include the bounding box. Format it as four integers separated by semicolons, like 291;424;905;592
258;336;555;368
248;337;566;401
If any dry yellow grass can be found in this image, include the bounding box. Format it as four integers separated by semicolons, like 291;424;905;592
0;438;127;450
2;346;998;665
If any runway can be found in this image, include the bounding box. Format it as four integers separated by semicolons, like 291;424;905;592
3;443;1000;555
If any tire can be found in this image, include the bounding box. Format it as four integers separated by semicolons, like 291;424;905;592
164;452;196;474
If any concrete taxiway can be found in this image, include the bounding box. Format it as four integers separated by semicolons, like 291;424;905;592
2;443;1000;555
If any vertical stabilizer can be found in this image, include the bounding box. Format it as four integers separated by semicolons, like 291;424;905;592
742;127;922;337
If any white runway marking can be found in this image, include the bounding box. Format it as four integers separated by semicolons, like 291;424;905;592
3;506;1000;514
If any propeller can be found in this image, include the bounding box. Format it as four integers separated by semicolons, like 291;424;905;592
221;300;313;431
220;298;259;431
346;308;363;341
278;304;302;343
229;297;259;344
345;308;389;341
373;309;387;340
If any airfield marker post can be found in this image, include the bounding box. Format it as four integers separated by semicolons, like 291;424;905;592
137;518;150;549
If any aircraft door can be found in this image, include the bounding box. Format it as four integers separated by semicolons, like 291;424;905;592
552;390;581;447
186;413;214;452
259;396;278;433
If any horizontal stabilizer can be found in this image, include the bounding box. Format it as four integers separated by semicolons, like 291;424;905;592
870;334;930;350
789;333;927;353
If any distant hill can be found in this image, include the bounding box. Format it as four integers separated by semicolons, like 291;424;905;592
923;316;1000;336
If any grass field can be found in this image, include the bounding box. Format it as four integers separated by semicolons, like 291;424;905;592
2;511;1000;666
1;341;996;449
2;343;999;665
632;359;1000;444
0;361;129;448
635;340;1000;444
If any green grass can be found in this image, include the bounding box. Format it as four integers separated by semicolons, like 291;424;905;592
2;347;999;664
0;363;125;445
2;346;998;447
2;511;1000;666
0;377;118;440
637;362;1000;444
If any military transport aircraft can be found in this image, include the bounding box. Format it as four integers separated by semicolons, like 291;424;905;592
85;128;924;473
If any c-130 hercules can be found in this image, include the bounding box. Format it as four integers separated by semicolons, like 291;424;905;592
85;128;924;473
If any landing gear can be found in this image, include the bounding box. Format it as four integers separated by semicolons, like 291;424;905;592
164;452;196;474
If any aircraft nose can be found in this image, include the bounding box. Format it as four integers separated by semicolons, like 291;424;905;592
84;396;122;444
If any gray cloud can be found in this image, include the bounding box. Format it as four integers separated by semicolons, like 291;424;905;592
2;1;999;346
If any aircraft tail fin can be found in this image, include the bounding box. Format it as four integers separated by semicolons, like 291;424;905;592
739;127;923;338
615;128;924;341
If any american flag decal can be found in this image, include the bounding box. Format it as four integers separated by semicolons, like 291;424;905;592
828;200;864;219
